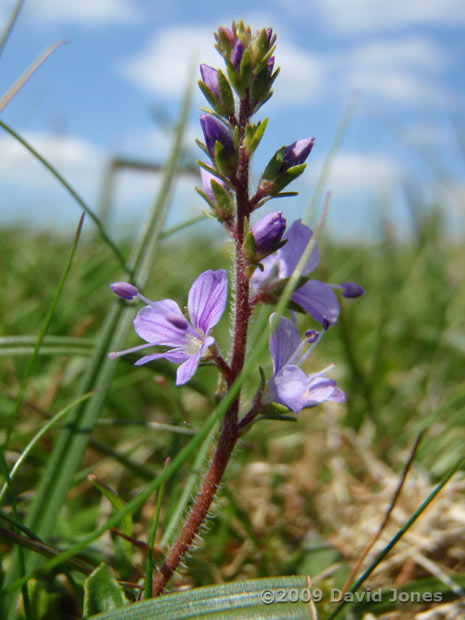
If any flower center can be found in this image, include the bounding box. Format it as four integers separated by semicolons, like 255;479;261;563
184;333;204;356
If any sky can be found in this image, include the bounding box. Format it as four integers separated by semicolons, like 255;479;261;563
1;0;464;241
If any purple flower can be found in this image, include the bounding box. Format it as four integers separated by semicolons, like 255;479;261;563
231;39;245;69
109;270;228;386
200;64;220;99
280;138;315;173
264;314;345;413
252;211;286;257
251;219;340;326
200;166;227;203
341;282;365;298
200;114;235;159
110;282;138;300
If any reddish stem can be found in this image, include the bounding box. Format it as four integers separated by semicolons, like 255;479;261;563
151;96;253;596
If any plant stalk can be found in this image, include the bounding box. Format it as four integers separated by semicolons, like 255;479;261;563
151;96;253;596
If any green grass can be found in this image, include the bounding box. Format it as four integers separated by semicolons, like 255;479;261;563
1;191;465;619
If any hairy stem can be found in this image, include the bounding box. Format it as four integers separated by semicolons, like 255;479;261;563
151;96;253;596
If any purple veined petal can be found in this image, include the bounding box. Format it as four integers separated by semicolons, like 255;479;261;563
133;300;190;347
269;314;301;374
176;351;202;385
134;349;190;367
279;220;319;277
292;280;340;326
188;269;228;334
303;374;339;406
269;365;309;414
200;64;220;98
328;386;346;403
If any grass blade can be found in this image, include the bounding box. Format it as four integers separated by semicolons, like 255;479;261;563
4;213;85;445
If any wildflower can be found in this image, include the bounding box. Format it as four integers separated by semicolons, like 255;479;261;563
280;138;315;173
109;270;228;386
264;314;344;413
251;211;286;257
250;219;341;325
200;114;235;159
200;64;220;99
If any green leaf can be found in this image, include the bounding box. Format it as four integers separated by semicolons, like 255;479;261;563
197;81;225;117
239;48;252;89
210;180;233;214
217;69;235;117
261;146;285;182
86;575;312;619
83;563;128;617
244;118;268;154
271;164;307;194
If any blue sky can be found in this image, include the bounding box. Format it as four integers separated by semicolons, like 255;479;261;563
1;0;464;240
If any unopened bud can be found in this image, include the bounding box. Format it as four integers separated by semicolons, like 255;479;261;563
110;282;138;300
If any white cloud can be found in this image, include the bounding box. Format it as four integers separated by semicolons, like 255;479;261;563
32;0;141;24
121;25;218;97
312;0;465;34
340;37;449;105
348;38;447;72
0;131;104;191
400;122;449;147
314;151;401;192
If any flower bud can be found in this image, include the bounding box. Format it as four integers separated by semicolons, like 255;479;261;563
110;282;138;300
231;39;245;70
200;64;220;99
342;282;365;298
198;165;234;224
280;138;315;173
199;114;235;159
251;211;286;257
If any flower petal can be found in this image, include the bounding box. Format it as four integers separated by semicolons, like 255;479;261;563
303;374;341;406
134;300;190;347
292;279;340;325
267;365;309;414
269;314;301;374
280;220;319;277
188;269;227;334
134;349;190;366
176;352;202;385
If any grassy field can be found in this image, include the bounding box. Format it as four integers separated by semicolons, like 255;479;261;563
1;186;465;619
